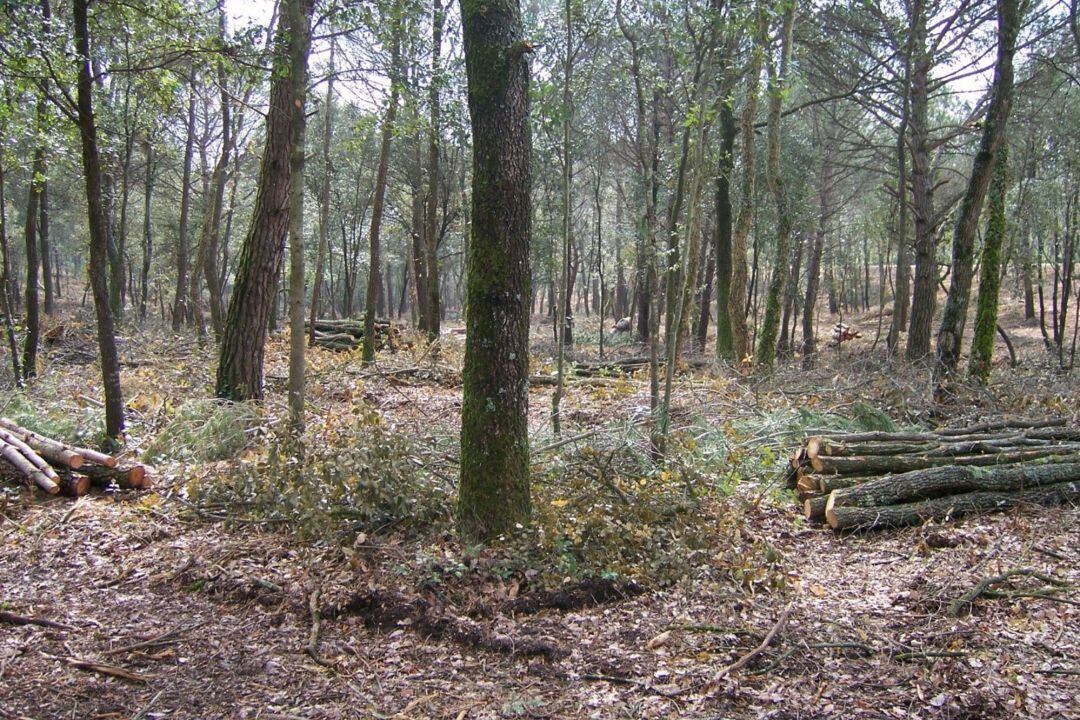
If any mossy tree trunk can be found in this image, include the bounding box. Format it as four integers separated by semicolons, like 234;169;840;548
754;0;796;369
933;0;1019;401
728;1;766;364
457;0;533;540
215;0;315;401
969;143;1009;383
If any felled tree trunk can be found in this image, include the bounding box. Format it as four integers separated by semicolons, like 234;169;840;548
826;480;1080;531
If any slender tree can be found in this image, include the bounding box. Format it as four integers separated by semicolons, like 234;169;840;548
969;142;1009;383
362;7;403;365
73;0;124;437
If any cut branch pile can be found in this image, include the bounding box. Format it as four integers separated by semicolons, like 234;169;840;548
305;318;402;352
786;418;1080;531
0;418;150;497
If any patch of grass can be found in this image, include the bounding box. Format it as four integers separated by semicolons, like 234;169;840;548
143;399;260;464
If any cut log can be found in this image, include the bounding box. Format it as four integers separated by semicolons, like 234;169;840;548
0;429;63;484
58;472;91;497
934;417;1066;436
825;480;1080;531
0;421;84;469
75;464;148;490
809;448;1080;476
0;420;117;469
817;474;878;493
0;438;58;494
825;463;1080;511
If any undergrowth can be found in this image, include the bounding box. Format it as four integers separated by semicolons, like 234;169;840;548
143;399;260;464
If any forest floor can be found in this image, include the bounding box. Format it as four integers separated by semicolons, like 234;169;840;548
1;296;1078;720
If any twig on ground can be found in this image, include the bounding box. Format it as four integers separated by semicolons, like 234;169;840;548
102;620;208;656
0;610;77;631
948;568;1071;617
305;587;330;666
712;602;794;683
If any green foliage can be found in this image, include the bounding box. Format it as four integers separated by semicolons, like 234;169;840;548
143;399;259;464
0;390;100;444
506;434;784;589
192;412;453;541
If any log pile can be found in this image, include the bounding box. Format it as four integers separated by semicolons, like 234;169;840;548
787;418;1080;531
830;322;861;346
305;319;402;352
0;418;150;497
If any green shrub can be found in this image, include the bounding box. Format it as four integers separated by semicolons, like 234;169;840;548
192;413;453;540
143;399;259;464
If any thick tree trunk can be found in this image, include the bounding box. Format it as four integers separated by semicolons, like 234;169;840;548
458;0;532;540
906;0;935;362
215;0;315;401
934;0;1019;400
73;0;124;438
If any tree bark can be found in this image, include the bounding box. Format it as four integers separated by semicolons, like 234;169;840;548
728;3;766;364
934;0;1019;400
286;0;313;430
826;479;1080;531
754;0;796;368
23;100;46;378
73;0;124;437
969;142;1009;383
458;0;533;540
362;12;403;365
215;0;315;401
172;68;196;332
424;0;444;342
310;40;335;347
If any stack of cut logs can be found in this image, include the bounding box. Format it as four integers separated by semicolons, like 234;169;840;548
305;319;400;352
787;418;1080;531
0;418;149;497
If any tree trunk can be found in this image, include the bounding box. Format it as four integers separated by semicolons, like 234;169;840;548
362;11;403;364
40;177;54;316
23;101;46;378
906;0;935;362
728;3;766;364
73;0;124;437
969;143;1009;383
139;141;153;320
934;0;1019;400
424;0;444;342
286;0;313;430
215;0;315;401
0;155;22;384
458;0;533;537
754;0;796;368
172;68;196;332
310;40;335;347
714;99;736;359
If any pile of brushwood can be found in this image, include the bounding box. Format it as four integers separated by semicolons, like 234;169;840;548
787;418;1080;531
305;319;401;352
0;418;148;496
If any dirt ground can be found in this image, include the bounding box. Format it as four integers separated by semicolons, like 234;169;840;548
1;296;1078;720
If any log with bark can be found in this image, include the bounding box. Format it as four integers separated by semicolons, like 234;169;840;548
825;480;1080;531
790;418;1080;531
0;418;148;496
305;318;401;352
